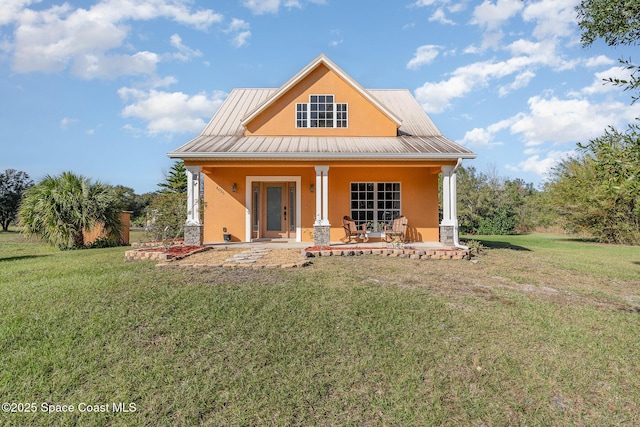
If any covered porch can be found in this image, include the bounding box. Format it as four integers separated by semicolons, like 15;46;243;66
182;160;466;249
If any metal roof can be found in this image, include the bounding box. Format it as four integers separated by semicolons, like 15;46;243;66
168;88;476;161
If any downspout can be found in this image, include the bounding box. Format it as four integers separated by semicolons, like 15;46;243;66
451;158;468;250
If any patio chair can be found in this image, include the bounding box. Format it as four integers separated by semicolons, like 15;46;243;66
384;216;408;245
341;216;369;243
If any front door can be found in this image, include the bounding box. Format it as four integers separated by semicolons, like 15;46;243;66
256;182;296;239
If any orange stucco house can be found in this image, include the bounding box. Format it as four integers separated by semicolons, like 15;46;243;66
168;54;475;246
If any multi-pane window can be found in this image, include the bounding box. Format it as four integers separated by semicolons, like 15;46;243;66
336;103;348;128
296;104;308;128
310;95;332;127
296;94;347;128
350;183;401;231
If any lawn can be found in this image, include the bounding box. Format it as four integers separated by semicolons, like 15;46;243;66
1;230;639;426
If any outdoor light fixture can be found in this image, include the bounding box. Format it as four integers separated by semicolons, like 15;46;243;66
310;183;314;192
232;183;237;192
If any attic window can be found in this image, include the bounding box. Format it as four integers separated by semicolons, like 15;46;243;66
296;95;347;128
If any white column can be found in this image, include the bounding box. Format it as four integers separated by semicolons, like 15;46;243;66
315;169;322;225
314;165;330;226
440;165;454;226
450;166;458;227
185;166;201;226
322;168;329;225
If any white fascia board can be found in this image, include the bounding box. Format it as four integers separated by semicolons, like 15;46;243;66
168;152;477;160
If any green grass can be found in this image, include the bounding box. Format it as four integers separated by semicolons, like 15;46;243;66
1;230;640;426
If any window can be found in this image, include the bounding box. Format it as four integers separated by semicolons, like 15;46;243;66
336;103;348;128
296;104;307;128
296;94;347;128
350;182;401;231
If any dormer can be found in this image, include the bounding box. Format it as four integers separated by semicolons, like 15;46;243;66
241;54;402;137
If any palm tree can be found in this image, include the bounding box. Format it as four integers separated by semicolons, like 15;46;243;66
18;172;122;249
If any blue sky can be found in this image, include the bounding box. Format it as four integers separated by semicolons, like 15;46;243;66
2;0;638;194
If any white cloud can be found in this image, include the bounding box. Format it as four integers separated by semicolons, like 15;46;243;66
480;30;505;51
242;0;325;14
242;0;281;14
88;0;222;30
506;39;561;67
459;127;504;148
584;55;615;68
576;66;633;96
415;55;537;112
471;0;523;31
509;95;640;146
7;0;222;78
483;95;640;148
227;18;250;33
470;0;580;43
458;118;511;148
284;0;302;8
72;51;160;79
60;117;77;129
522;0;580;40
506;150;575;177
224;19;251;47
118;87;227;135
232;31;252;48
429;8;455;25
498;70;535;96
448;2;466;13
169;34;202;62
413;0;441;6
407;45;441;70
459;89;640;180
0;0;34;26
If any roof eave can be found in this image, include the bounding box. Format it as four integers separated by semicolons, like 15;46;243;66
168;151;477;161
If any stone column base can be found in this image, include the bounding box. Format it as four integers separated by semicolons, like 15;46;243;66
440;225;455;245
184;224;204;246
314;225;330;247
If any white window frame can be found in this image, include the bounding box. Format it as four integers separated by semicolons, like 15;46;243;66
350;182;401;231
295;94;348;128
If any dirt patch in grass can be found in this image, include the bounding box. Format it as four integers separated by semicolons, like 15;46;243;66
304;248;640;313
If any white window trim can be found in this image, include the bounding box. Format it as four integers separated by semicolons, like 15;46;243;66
350;182;401;232
295;94;348;128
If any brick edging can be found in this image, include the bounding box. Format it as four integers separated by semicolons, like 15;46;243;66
303;247;470;260
157;259;311;269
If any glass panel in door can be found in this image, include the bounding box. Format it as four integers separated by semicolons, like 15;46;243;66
266;185;283;233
